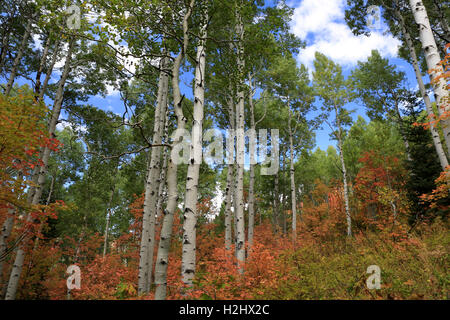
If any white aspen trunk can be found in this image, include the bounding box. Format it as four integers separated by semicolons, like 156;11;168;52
224;163;234;250
103;184;116;258
234;1;246;272
409;0;450;153
335;106;352;237
288;103;297;242
5;38;75;300
281;147;287;235
274;171;280;233
144;56;170;291
233;93;239;257
181;3;208;286
154;1;194;300
38;38;61;102
13;36;59;205
31;38;74;205
156;106;170;217
233;165;238;253
383;155;398;220
394;6;449;169
138;54;170;295
5;19;32;96
225;81;235;251
247;74;255;248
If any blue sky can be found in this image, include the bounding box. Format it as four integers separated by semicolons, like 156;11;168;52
286;0;431;151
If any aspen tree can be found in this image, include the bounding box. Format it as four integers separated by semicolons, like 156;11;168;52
409;0;450;153
181;0;209;287
154;0;195;299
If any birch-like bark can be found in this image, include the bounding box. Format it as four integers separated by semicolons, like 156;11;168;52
156;106;170;217
154;0;194;300
274;170;280;233
38;38;61;102
103;184;116;258
335;106;352;237
393;5;449;169
224;165;234;250
247;73;256;248
224;90;235;250
182;2;208;286
138;54;169;295
281;151;287;235
234;1;246;272
409;0;450;153
5;38;75;300
5;19;32;96
288;101;297;242
31;38;74;206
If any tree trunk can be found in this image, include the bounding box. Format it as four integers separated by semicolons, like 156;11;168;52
156;106;170;218
31;38;74;205
0;29;10;74
138;54;169;295
394;6;449;169
38;38;61;102
32;175;55;251
392;95;413;162
288;103;297;242
154;0;194;300
335;107;352;237
234;1;246;272
4;38;75;300
224;91;235;251
103;183;116;258
0;209;14;279
34;35;51;100
5;19;32;96
181;3;208;287
409;0;450;153
247;73;256;248
273;171;280;233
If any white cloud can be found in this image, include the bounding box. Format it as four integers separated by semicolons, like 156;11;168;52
32;34;43;51
56;120;87;133
290;0;401;71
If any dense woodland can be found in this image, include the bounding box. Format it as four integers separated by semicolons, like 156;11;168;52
0;0;449;300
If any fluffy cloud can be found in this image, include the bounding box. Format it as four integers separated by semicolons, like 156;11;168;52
289;0;401;71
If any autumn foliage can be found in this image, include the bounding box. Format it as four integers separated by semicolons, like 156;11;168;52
0;94;448;300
